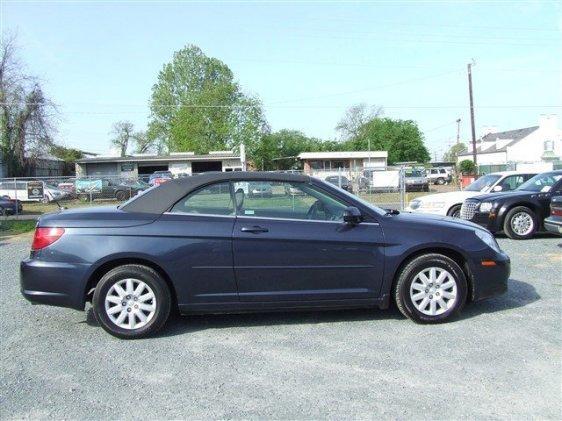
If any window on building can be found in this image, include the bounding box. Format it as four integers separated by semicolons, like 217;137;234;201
544;140;554;151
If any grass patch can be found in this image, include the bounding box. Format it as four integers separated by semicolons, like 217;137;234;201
0;219;37;237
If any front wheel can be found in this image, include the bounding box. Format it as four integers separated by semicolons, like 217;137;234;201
447;204;462;218
394;254;467;323
503;206;537;239
92;264;172;339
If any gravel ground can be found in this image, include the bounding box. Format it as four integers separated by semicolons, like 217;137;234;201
1;234;560;419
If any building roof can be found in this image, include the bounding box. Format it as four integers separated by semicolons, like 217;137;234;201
76;152;240;164
298;151;388;160
458;126;539;156
121;171;309;214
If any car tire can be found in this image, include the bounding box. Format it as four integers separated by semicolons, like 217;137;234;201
436;177;445;185
394;253;467;324
41;196;51;204
115;190;127;201
92;264;172;339
447;204;462;218
503;206;538;240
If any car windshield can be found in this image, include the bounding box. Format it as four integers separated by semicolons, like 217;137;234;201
516;173;562;192
465;174;501;191
406;170;425;177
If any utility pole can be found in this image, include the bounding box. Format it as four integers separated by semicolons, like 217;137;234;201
456;118;461;145
467;61;477;166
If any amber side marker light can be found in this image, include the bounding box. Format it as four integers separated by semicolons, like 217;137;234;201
481;260;497;267
32;227;65;251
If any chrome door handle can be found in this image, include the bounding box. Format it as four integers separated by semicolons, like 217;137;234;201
240;226;269;233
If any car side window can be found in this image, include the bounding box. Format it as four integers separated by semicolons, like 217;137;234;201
232;181;348;221
170;182;234;216
498;175;524;191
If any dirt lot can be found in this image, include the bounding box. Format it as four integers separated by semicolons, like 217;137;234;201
1;233;560;419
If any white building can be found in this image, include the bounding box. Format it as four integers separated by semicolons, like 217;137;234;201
299;151;388;179
457;115;561;172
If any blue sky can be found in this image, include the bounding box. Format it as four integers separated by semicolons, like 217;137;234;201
2;0;561;159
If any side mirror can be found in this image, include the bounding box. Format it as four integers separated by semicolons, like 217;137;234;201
493;185;503;192
343;206;362;224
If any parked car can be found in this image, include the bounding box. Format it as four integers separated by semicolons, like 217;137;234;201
459;170;562;239
0;180;68;203
149;171;173;186
427;168;452;185
325;175;353;193
248;182;273;197
406;171;537;218
405;169;429;192
76;178;149;202
544;196;562;235
0;195;23;215
21;172;510;338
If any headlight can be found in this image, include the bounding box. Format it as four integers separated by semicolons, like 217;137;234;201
475;229;501;253
479;202;493;213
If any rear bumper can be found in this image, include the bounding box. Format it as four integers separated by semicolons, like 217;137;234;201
20;259;90;310
471;251;510;301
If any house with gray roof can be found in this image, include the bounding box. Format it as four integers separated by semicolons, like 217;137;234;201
458;115;561;171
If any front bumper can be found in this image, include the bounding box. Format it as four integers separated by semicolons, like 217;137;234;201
20;258;90;310
467;211;501;233
470;251;510;301
544;217;562;235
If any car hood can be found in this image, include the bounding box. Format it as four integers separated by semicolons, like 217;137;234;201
413;190;478;203
470;190;533;202
38;206;159;228
395;210;484;230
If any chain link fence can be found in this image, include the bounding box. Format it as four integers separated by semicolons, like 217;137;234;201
0;169;459;223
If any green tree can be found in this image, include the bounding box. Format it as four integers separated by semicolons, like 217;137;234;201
443;142;467;162
343;117;430;164
49;145;84;162
458;159;476;175
148;45;268;158
257;130;328;170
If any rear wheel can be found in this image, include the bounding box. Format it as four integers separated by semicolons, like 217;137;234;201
394;254;467;323
503;206;537;240
436;177;445;185
93;265;171;339
447;204;462;218
115;190;128;201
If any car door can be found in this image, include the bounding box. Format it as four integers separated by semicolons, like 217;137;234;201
232;180;385;302
157;181;238;305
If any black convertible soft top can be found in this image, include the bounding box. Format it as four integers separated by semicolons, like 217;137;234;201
121;171;311;214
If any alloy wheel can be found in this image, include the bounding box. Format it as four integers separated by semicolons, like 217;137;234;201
409;267;458;316
510;212;534;236
104;278;157;330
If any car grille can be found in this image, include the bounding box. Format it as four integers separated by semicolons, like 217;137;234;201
460;200;478;220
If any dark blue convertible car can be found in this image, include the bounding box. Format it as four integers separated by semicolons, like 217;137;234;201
21;172;510;338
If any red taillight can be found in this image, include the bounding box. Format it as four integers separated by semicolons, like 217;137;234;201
551;208;562;217
32;227;65;250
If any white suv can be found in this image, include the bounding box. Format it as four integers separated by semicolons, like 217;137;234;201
427;167;452;185
406;171;536;218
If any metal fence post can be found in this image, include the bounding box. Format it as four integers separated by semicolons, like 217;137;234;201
399;166;405;211
14;177;19;219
